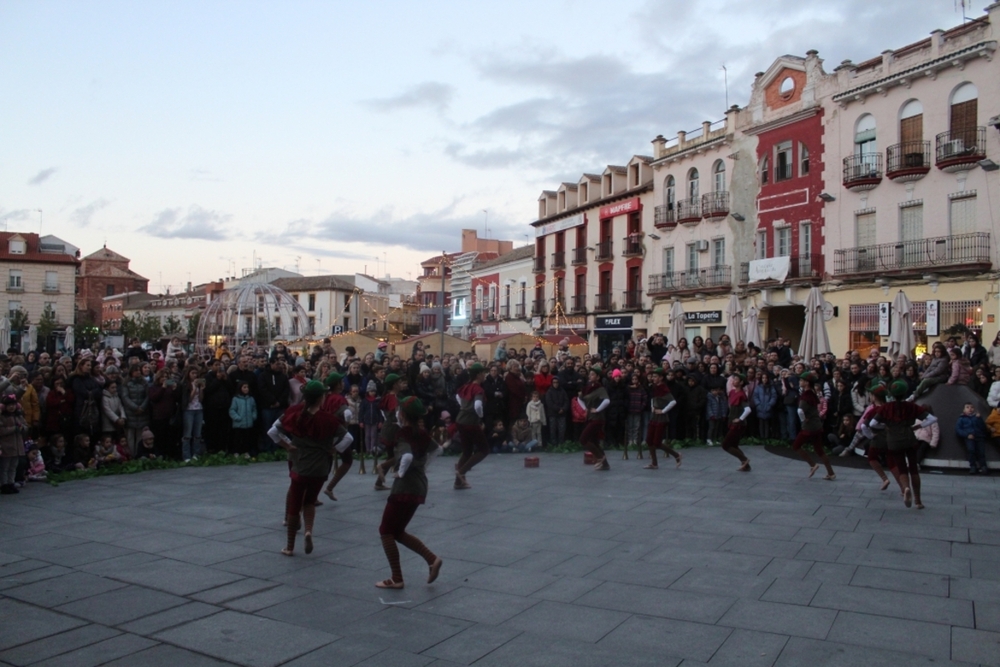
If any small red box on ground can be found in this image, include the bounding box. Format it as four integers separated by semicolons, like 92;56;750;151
524;456;539;468
584;452;595;465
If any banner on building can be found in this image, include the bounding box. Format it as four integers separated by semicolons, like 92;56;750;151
926;300;940;337
599;197;641;220
878;302;891;336
535;213;585;238
747;256;790;283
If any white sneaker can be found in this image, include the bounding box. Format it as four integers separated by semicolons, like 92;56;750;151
706;439;715;446
184;458;191;463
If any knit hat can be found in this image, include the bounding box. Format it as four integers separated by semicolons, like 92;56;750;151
9;365;26;376
440;410;451;420
611;369;622;379
384;373;401;389
303;380;327;398
870;384;887;399
366;380;377;393
324;372;344;388
650;367;666;376
399;396;425;421
468;363;486;376
591;363;603;374
733;373;747;383
104;365;120;375
377;341;388;349
431;361;442;372
889;380;909;399
799;371;818;384
420;363;431;374
1;394;17;405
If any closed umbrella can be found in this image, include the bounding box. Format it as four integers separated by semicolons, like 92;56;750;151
23;324;37;355
744;305;762;349
800;287;831;361
667;300;686;350
724;294;743;344
64;325;75;355
888;290;915;361
0;317;9;354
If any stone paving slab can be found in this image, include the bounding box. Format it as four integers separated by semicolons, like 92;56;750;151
1;446;997;665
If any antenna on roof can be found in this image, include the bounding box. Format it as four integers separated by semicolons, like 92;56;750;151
721;64;729;110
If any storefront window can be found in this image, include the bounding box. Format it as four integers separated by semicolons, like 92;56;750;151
849;304;880;358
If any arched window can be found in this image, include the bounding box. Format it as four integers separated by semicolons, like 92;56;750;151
665;175;675;210
950;83;978;146
713;160;726;192
854;114;877;156
760;155;769;185
687;168;699;200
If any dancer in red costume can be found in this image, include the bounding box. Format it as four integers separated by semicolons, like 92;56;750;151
644;368;681;469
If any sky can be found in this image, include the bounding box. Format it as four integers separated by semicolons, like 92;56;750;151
0;0;980;293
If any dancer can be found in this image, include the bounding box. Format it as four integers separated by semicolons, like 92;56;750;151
644;368;681;469
578;366;611;471
869;380;937;509
453;363;487;490
277;381;351;556
374;374;404;491
376;396;443;589
861;384;894;491
720;373;751;471
322;372;356;501
792;372;835;480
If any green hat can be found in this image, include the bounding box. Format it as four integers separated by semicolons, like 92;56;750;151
302;380;327;398
384;373;401;389
867;379;885;393
799;371;818;384
650;367;666;376
324;372;344;388
889;380;909;398
590;363;603;374
733;373;747;383
468;363;486;376
870;384;887;399
399;396;425;421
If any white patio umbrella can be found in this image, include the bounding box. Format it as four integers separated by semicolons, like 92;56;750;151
0;317;9;354
724;294;743;343
888;290;915;361
800;287;831;360
23;324;37;355
64;325;75;355
667;300;686;350
744;305;762;349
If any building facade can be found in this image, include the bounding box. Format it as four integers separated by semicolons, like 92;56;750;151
271;274;390;337
75;246;149;326
0;232;78;329
468;244;534;338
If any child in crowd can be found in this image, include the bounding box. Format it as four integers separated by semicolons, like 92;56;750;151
115;436;132;462
26;448;46;481
705;385;727;445
136;427;158;459
94;435;121;468
228;381;258;457
508;416;537;453
488;419;506;453
625;374;647;456
955;403;990;475
359;381;383;467
525;391;546;448
44;434;76;472
0;394;27;494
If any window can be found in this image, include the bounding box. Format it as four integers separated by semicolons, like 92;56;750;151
776;227;791;257
580;182;588;202
475;286;483;316
950;192;976;236
488;284;497;313
760;155;770;185
363;317;368;329
849;304;881;358
900;100;924;143
629;163;640;187
687;168;699;199
453;296;466;319
712;238;725;268
779;76;795;96
44;271;58;290
308;316;316;334
106;284;115;297
950;83;979;147
8;270;22;289
854;114;877;160
799;144;810;175
686;243;699;271
663;246;675;275
756;230;767;260
775;141;793;181
900;202;924;266
8;301;20;318
800;222;812;274
292;318;300;336
603;173;613;197
308;293;316;311
343;294;351;313
665;175;676;211
713;160;725;192
8;239;25;255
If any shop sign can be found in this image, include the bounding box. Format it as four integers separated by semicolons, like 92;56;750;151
926;300;940;337
599;197;641;220
748;256;790;283
535;213;584;237
478;324;498;336
822;301;835;322
878;302;891;336
545;315;587;330
684;311;722;324
595;315;634;331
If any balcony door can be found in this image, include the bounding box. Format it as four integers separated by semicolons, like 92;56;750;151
900;203;924;267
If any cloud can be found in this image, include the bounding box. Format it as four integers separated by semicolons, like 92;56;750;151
190;168;222;182
363;82;455;114
0;209;32;226
140;205;231;240
70;198;110;227
27;167;58;185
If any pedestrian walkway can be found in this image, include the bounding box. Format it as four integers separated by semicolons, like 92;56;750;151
1;447;998;666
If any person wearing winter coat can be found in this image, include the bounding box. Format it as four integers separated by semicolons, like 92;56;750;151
947;348;973;387
100;382;127;437
120;367;150;457
228;381;258;455
0;395;27;494
963;334;988;369
988;332;1000;368
751;373;778;440
543;377;569;446
203;365;233;454
911;343;950;399
705;385;728;445
914;410;940;465
148;370;179;459
685;375;707;441
955;403;989;474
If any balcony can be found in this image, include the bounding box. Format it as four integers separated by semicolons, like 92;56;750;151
551;297;566;313
701;191;729;220
654;205;676;229
833;232;991;279
571;294;587;313
622;235;643;257
514;303;526;319
595;240;613;261
531;299;546;317
886;141;931;182
842;154;882;191
647;266;732;296
533;255;546;273
594;293;612;312
472;311;483;323
936;127;986;172
43;284;60;294
622;290;643;310
550;250;565;269
499;305;510;319
739;254;824;285
6;283;23;293
571;247;588;265
675;198;702;225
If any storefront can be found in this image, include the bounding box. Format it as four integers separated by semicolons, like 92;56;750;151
593;315;635;359
683;310;725;343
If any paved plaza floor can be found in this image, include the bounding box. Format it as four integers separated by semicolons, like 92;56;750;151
1;446;999;667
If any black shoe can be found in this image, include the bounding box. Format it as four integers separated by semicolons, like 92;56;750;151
979;466;990;475
969;468;979;475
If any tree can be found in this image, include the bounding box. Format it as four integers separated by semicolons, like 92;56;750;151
10;308;29;333
164;315;183;335
38;305;59;342
187;312;201;340
122;313;163;344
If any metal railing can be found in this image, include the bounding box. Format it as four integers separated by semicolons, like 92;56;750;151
572;246;588;264
499;305;510;319
551;250;565;269
886;140;931;177
514;303;525;318
622;290;643;310
935;127;986;166
648;265;732;293
843;153;883;186
533;255;546;272
595;240;613;261
701;191;729;218
676;198;701;224
654;204;676;228
571;294;587;313
594;293;612;312
531;299;546;316
833;232;990;276
622;235;643;256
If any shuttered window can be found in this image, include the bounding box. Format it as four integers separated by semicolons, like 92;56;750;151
950;193;977;237
951;99;978;146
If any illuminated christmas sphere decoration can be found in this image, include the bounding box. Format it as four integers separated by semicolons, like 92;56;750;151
196;281;311;355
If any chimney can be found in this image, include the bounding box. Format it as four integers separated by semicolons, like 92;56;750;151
702;120;712;137
930;29;944;57
186;281;192;293
652;134;667;158
677;130;687;148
